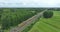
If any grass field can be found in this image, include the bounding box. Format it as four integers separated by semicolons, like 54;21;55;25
28;11;60;32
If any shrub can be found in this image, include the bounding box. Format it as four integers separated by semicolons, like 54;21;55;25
43;11;53;18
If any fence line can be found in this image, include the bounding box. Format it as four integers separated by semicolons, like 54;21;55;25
9;10;46;32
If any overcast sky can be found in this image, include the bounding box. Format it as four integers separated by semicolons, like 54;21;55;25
0;0;60;7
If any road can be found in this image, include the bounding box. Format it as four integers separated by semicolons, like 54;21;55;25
10;10;46;32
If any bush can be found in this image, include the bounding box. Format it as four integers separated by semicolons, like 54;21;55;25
43;11;53;18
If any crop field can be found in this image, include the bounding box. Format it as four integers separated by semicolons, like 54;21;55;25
29;11;60;32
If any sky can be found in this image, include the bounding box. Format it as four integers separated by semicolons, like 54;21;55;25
0;0;60;7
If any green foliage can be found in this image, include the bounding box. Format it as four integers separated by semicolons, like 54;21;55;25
0;9;3;18
43;11;53;18
0;8;42;30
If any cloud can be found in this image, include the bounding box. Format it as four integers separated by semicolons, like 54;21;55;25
0;0;60;7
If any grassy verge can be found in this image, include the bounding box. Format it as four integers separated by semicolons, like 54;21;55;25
28;11;60;32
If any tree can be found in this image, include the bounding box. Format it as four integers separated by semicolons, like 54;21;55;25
43;11;53;18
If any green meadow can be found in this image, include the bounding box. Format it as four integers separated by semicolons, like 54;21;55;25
29;11;60;32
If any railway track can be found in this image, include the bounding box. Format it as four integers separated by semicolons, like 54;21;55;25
10;10;46;32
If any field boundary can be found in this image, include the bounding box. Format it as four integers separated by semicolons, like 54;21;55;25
9;10;47;32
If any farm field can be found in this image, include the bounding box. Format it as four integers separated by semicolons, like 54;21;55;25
28;11;60;32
